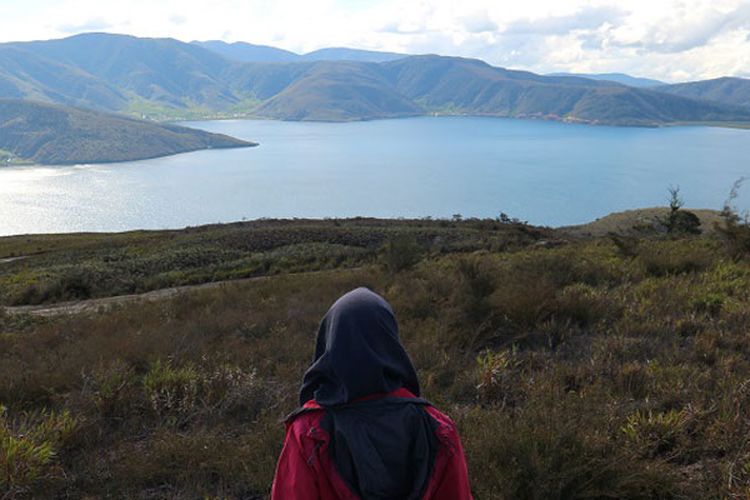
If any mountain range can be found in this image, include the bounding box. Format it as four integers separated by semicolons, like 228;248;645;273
655;77;750;109
0;99;254;165
547;73;665;88
1;33;750;127
191;40;406;63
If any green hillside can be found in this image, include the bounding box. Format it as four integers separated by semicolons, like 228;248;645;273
0;99;255;165
1;34;750;126
0;45;127;111
253;61;422;121
382;56;750;125
658;77;750;108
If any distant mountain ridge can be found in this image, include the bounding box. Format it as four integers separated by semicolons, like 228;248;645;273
191;40;407;63
548;72;666;88
0;99;254;165
656;77;750;108
1;33;749;127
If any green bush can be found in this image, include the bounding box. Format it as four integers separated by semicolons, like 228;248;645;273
381;234;425;274
639;242;714;277
0;406;79;494
621;409;688;459
143;360;271;427
143;360;201;423
690;292;725;317
553;283;616;327
475;348;524;406
83;359;139;420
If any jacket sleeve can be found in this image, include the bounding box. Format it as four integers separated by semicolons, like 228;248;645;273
271;424;319;500
430;427;474;500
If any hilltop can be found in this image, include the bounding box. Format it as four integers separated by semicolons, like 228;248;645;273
0;99;255;165
560;207;725;238
192;40;406;63
2;210;750;498
657;77;750;108
548;72;665;88
2;33;750;126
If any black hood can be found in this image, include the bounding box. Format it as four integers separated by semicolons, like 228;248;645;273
299;287;421;406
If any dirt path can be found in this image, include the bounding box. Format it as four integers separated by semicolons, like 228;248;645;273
0;256;26;265
3;268;358;317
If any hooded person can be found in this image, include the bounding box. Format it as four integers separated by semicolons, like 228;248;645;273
271;287;473;500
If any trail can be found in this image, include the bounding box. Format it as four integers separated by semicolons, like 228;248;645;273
3;268;360;317
0;256;27;264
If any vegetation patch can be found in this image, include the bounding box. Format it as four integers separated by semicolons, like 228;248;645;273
2;209;750;498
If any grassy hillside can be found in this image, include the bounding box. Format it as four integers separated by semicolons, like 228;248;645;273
253;62;423;121
0;218;548;306
8;33;237;110
2;34;750;126
382;57;750;126
2;212;750;498
560;207;725;238
659;77;750;108
0;45;127;111
0;99;255;165
0;148;32;166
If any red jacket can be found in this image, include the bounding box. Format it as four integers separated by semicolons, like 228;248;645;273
271;388;473;499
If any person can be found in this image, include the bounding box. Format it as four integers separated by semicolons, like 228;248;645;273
271;287;473;499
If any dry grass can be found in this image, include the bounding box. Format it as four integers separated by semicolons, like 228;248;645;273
3;218;750;498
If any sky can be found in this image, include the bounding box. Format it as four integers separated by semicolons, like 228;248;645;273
0;0;748;82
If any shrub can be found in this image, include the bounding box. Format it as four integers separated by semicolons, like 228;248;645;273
690;292;725;317
716;178;750;258
657;186;702;235
553;283;615;327
488;275;555;329
639;242;714;277
475;348;523;406
447;256;498;348
381;234;425;274
0;406;79;494
459;396;677;499
621;409;687;460
143;360;271;427
82;359;139;420
143;360;201;424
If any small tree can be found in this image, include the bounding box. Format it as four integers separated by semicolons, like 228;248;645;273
716;178;750;258
659;186;701;235
668;185;684;213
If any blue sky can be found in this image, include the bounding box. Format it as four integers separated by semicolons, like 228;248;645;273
0;0;748;82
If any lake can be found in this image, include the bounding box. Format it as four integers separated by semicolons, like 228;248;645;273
0;116;748;236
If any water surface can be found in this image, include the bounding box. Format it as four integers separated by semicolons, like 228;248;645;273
0;117;748;236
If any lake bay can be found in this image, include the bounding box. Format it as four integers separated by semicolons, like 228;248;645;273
0;116;748;236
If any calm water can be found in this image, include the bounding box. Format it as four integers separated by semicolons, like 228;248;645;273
0;117;748;236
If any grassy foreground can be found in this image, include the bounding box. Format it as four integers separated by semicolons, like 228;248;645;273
2;213;750;498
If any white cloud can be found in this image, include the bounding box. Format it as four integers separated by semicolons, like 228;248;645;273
0;0;747;81
461;11;498;34
57;17;113;33
503;6;626;36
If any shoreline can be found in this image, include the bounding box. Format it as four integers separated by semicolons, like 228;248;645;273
0;207;724;241
166;111;750;130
